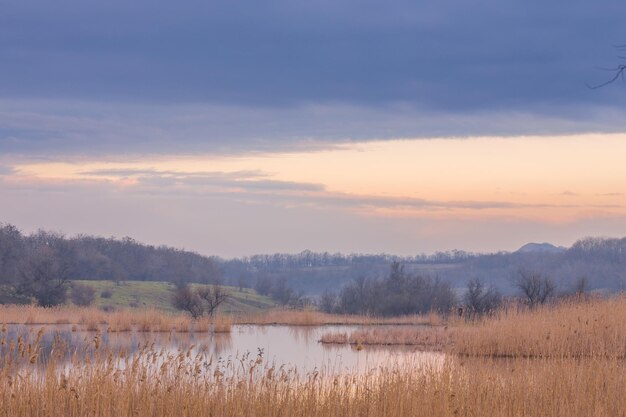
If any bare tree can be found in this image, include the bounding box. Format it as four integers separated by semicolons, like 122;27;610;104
172;286;204;318
0;224;26;303
573;276;589;294
464;277;502;316
196;283;229;317
588;46;626;89
270;278;295;306
569;276;591;301
11;231;74;307
17;244;71;306
173;282;230;318
255;275;273;296
0;224;23;283
516;270;556;308
318;289;338;313
589;65;626;89
236;275;248;292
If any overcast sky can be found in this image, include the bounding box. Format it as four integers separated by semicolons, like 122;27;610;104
1;0;626;256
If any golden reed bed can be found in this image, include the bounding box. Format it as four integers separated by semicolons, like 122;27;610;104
0;305;233;333
452;295;626;358
3;297;626;416
319;326;451;350
1;329;626;416
318;295;626;359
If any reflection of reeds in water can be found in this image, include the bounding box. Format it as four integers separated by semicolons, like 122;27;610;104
235;309;440;326
191;316;232;333
211;332;233;356
0;326;232;367
288;326;317;344
3;327;626;416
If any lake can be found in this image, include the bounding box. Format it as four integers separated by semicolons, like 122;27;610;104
1;324;444;376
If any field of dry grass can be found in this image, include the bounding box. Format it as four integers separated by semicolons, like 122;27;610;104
1;326;626;416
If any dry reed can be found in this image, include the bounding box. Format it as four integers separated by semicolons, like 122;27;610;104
2;328;626;416
320;326;450;350
213;315;233;333
452;296;626;358
0;305;234;334
320;296;626;360
0;305;438;327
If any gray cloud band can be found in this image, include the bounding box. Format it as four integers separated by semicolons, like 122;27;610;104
2;100;626;157
2;0;626;156
1;0;625;108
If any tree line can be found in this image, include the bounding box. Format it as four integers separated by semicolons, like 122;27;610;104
0;223;222;306
2;221;626;308
318;262;457;316
224;238;626;296
317;262;598;318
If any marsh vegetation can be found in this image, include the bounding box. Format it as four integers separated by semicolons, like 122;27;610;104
5;221;626;415
1;296;626;416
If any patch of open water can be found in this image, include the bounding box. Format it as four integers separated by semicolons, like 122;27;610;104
1;324;444;375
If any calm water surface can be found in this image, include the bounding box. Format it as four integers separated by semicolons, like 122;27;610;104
3;324;443;375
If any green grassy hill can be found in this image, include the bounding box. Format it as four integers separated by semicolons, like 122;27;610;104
72;280;276;314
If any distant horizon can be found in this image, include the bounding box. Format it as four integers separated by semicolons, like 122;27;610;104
5;220;622;260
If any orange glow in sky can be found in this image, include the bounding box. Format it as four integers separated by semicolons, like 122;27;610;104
8;133;626;223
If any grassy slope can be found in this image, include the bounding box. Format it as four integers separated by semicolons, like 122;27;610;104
73;280;276;314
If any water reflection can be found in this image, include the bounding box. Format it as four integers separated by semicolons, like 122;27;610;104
1;324;444;375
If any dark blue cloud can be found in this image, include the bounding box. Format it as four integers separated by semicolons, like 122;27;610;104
2;98;626;156
2;0;626;110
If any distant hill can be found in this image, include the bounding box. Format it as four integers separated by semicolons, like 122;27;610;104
516;242;567;254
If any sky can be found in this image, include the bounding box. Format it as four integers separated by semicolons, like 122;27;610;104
1;0;626;257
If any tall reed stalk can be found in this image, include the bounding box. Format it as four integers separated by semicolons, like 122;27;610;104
1;327;626;416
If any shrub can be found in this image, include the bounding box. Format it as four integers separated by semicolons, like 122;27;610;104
70;283;96;306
